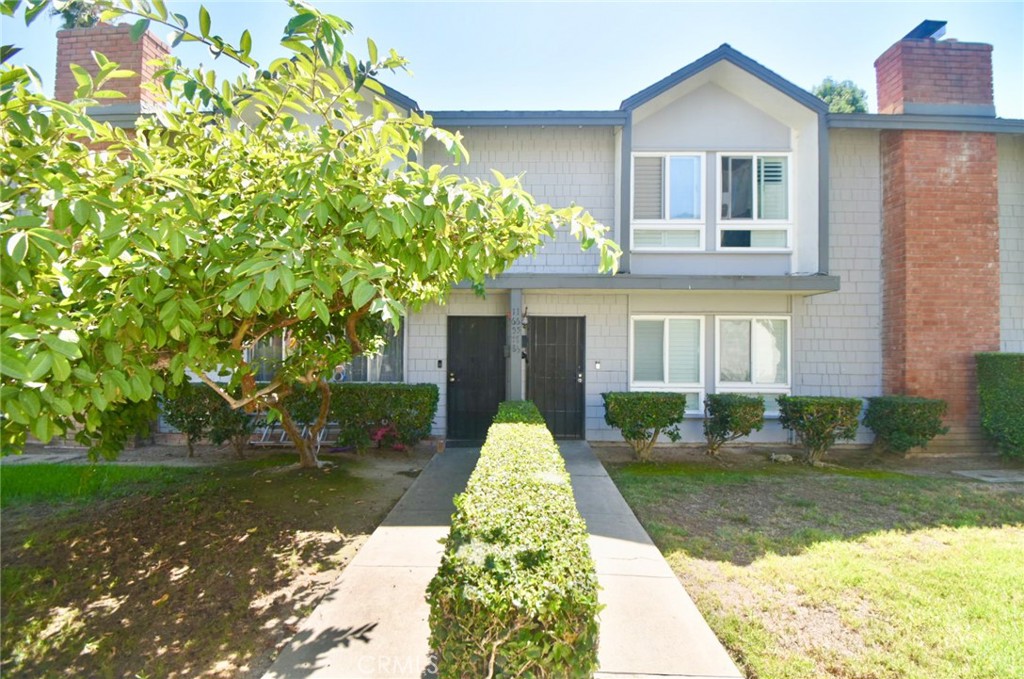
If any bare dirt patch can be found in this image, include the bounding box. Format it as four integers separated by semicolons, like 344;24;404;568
1;445;432;678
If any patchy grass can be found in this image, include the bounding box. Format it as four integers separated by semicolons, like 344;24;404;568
608;462;1024;679
1;464;197;508
1;452;424;678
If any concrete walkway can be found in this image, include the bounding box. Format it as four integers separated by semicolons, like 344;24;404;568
263;442;742;679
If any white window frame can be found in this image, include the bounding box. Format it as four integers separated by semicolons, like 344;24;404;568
629;315;705;414
631;152;706;253
335;324;406;384
714;316;791;414
716;152;793;252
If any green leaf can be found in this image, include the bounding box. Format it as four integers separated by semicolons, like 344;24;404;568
169;230;186;259
198;6;211;38
352;281;376;309
312;298;330;325
240;29;252;58
42;334;82;359
5;232;27;263
26;352;52;381
104;342;123;366
51;353;72;381
130;18;151;43
69;63;91;88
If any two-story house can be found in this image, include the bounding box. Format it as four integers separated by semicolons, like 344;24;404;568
56;19;1024;450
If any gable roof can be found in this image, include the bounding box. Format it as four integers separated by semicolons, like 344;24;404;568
619;43;828;114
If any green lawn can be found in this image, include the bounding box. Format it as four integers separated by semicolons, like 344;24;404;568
608;462;1024;679
0;463;198;508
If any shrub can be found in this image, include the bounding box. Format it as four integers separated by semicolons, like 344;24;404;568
703;393;765;457
777;395;862;465
493;400;546;425
207;403;256;459
976;353;1024;458
864;396;948;455
330;383;439;451
161;383;218;457
602;392;686;461
427;404;600;677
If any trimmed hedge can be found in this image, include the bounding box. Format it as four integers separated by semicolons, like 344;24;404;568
777;395;862;464
428;402;600;678
703;393;765;457
977;353;1024;458
493;400;547;425
864;396;948;455
602;391;686;461
278;383;439;451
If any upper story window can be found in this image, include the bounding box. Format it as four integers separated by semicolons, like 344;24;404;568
718;154;791;250
631;153;705;251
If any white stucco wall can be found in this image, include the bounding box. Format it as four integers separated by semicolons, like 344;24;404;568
423;126;617;274
998;134;1024;352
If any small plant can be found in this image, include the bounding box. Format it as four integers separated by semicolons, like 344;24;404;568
207;403;255;459
777;396;862;465
603;392;686;461
703;393;765;457
161;383;216;458
864;396;948;455
976;353;1024;458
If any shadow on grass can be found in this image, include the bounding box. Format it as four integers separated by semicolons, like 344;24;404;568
606;461;1024;566
0;453;416;679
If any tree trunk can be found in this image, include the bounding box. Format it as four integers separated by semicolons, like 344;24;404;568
232;433;247;460
186;437;195;458
279;406;320;468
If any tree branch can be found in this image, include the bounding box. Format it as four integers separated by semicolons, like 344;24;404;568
196;372;281;410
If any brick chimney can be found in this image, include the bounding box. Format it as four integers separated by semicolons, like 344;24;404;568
877;21;1001;452
55;23;169;106
874;20;995;117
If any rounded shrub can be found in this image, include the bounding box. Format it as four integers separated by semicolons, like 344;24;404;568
864;396;948;455
777;395;862;465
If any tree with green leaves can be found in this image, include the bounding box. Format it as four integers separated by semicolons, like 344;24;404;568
812;76;868;113
1;0;619;466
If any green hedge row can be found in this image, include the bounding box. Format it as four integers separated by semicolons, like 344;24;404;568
281;382;439;450
977;353;1024;458
427;401;600;677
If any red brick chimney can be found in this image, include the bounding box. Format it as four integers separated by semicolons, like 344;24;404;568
55;23;169;106
877;21;1001;452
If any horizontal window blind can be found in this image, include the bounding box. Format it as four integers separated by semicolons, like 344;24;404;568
633;157;664;220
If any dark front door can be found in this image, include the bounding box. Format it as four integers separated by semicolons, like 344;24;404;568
527;316;585;439
447;316;507;443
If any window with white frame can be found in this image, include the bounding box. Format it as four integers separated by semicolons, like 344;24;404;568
716;317;789;413
719;154;791;249
630;316;703;413
335;325;404;383
631;153;705;251
249;326;404;383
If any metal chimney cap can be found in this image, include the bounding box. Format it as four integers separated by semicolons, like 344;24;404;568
903;20;948;41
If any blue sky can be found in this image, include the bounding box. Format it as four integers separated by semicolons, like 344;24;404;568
3;1;1023;117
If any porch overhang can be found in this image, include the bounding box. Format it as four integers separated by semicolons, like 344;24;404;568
456;273;841;296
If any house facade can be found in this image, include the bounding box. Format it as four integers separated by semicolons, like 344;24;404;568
58;20;1024;450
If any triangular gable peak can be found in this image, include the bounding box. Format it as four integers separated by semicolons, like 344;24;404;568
620;44;826;130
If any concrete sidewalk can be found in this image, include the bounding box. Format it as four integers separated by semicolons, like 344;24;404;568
560;441;743;679
262;447;478;679
264;441;742;679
